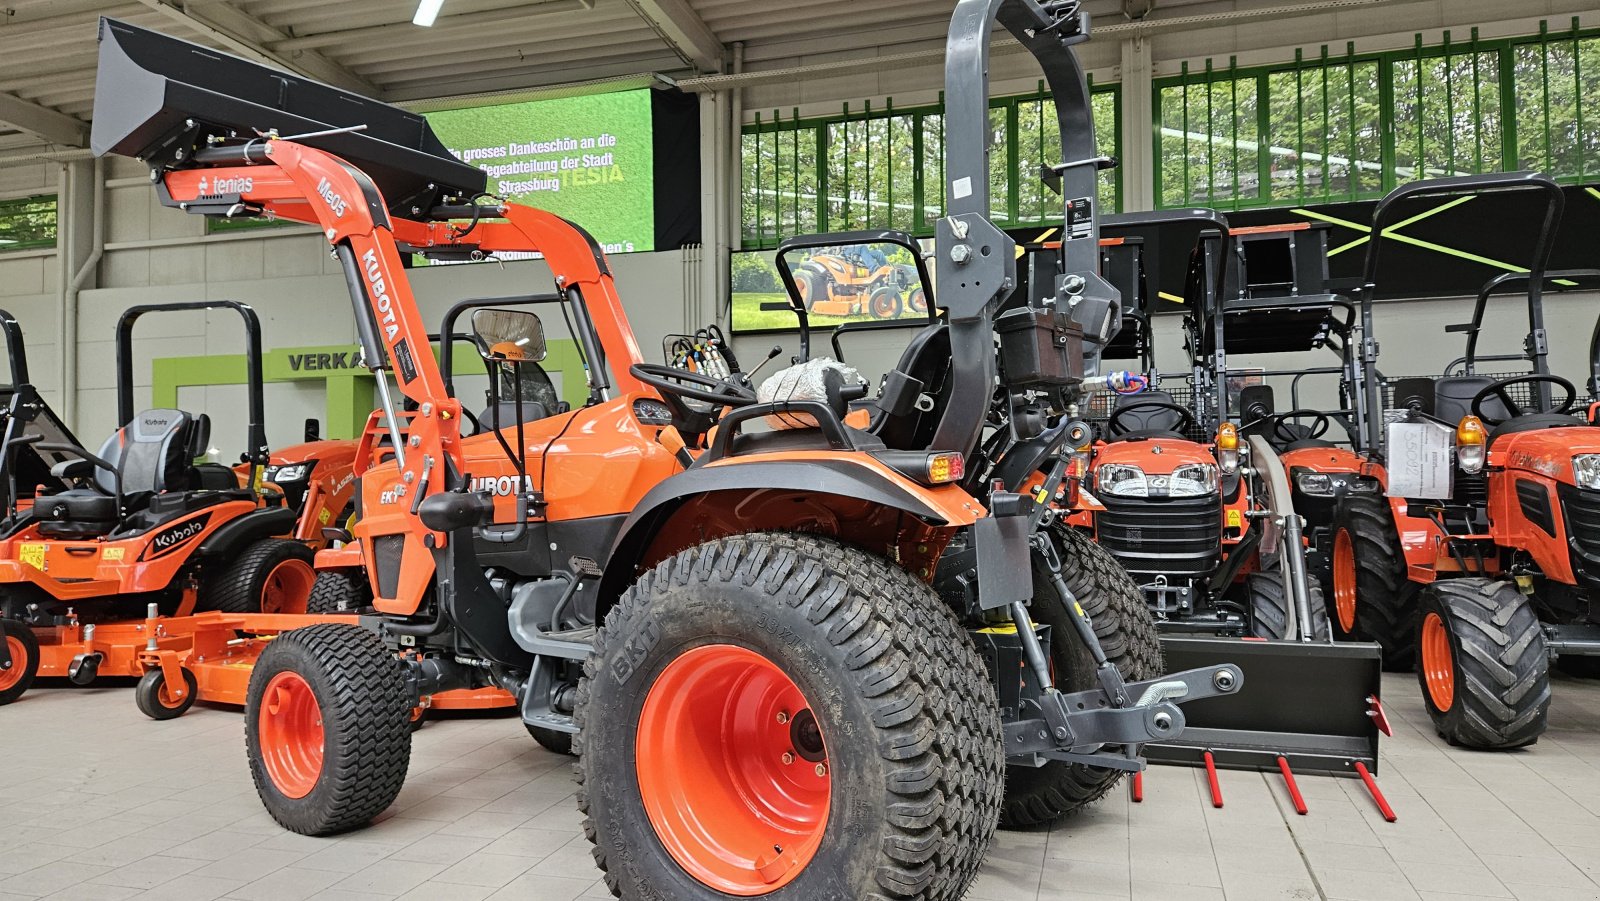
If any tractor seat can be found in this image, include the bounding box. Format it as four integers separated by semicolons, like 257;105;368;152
870;323;951;450
1274;422;1336;451
1433;375;1572;438
35;409;207;539
476;361;560;434
477;400;550;433
1107;390;1189;442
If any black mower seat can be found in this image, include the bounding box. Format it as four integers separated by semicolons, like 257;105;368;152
1107;390;1189;442
35;409;208;539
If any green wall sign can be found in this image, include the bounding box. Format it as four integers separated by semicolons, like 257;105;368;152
152;339;588;440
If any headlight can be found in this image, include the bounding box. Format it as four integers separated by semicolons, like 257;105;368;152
1295;471;1335;496
1576;454;1600;490
1096;463;1149;498
265;463;311;483
1168;463;1219;497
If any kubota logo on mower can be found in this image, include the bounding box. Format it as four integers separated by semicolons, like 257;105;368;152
140;513;212;561
360;249;401;342
316;177;349;218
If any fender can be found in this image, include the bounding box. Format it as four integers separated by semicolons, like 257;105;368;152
596;457;980;607
196;506;296;557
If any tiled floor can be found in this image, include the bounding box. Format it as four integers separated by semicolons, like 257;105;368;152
2;672;1598;901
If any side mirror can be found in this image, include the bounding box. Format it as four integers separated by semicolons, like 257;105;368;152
304;418;321;442
471;308;546;364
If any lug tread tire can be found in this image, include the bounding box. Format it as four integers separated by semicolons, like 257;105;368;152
1246;572;1332;641
205;539;316;614
1000;527;1162;828
306;570;371;615
245;623;412;835
0;619;39;706
1333;495;1417;669
1419;579;1550;749
575;533;1004;901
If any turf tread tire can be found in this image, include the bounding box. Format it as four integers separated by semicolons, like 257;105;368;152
999;526;1163;828
306;570;371;615
1245;571;1332;641
1418;579;1550;749
575;533;1004;901
245;623;412;834
204;539;316;614
1332;495;1417;669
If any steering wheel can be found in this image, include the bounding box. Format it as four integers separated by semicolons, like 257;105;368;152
1271;409;1332;445
1470;374;1575;426
1107;400;1195;437
630;363;758;408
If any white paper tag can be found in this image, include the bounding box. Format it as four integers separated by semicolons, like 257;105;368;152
1386;420;1455;499
952;176;973;199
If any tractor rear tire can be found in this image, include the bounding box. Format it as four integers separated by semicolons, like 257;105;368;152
1245;572;1332;641
245;623;412;834
576;533;1003;901
1331;495;1417;669
306;569;371;615
205;539;317;614
1000;526;1162;828
1417;579;1550;749
526;724;574;756
0;619;38;706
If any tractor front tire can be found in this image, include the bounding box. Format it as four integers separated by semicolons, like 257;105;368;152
1000;526;1162;828
1417;579;1550;749
576;533;1003;901
205;539;317;614
306;569;371;615
0;619;38;706
1332;495;1417;668
1245;571;1332;641
245;624;412;834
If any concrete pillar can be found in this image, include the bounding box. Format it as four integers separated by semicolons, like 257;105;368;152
1119;36;1156;212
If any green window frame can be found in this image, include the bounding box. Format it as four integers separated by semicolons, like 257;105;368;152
1155;18;1600;210
741;82;1121;250
0;194;57;251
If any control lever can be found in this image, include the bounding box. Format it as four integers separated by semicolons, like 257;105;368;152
741;345;784;387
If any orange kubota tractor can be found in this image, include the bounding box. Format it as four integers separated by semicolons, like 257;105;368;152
90;8;1243;897
0;299;357;709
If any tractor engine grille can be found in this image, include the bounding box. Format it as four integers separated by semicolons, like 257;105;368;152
1095;494;1222;582
1559;485;1600;593
371;534;406;600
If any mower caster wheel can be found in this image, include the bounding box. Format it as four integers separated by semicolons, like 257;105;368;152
526;724;573;756
135;667;198;720
1417;578;1550;749
246;623;412;835
0;619;39;706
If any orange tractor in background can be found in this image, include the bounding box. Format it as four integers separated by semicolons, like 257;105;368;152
0;300;357;712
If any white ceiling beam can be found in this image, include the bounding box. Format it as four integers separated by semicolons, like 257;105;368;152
0;91;88;146
267;0;593;54
624;0;724;72
131;0;378;94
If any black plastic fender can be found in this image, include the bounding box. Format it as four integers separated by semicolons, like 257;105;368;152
196;506;296;557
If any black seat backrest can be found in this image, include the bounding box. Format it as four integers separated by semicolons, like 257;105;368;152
871;323;951;450
479;401;551;433
1435;376;1510;425
95;408;195;495
479;362;559;433
1111;390;1186;436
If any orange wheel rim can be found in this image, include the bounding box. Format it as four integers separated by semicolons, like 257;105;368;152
261;558;316;614
1332;529;1358;634
0;635;26;691
259;671;324;799
636;644;830;896
158;676;187;708
1421;612;1455;712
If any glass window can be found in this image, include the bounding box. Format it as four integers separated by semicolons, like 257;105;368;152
0;195;57;251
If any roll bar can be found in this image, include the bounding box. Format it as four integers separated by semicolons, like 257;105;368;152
0;308;26;387
933;0;1118;458
115;300;268;468
1451;269;1600;380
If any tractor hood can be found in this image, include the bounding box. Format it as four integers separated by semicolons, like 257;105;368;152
1278;444;1364;474
1092;437;1217;474
1490;424;1600;487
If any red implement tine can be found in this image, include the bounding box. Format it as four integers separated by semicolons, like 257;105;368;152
1353;761;1396;822
1203;751;1223;808
1276;756;1308;815
1131;772;1143;803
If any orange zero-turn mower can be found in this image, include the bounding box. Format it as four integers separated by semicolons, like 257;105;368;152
0;299;329;708
1328;172;1600;748
91;9;1242;896
790;246;928;319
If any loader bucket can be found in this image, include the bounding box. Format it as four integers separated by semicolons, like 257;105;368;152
1147;636;1384;774
90;18;485;210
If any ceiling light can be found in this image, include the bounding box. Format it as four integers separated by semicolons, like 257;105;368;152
413;0;445;27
